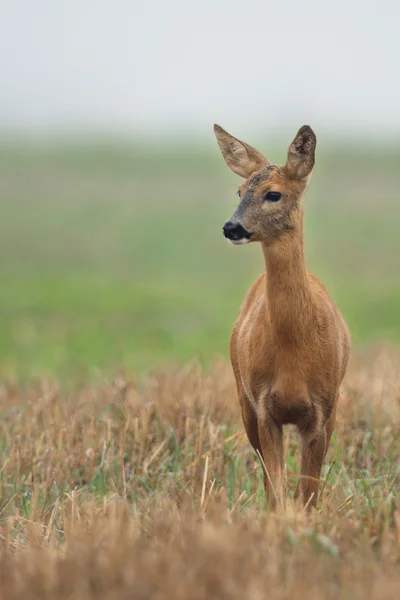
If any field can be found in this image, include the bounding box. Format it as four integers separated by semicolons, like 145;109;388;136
0;351;400;597
0;139;400;597
0;140;400;376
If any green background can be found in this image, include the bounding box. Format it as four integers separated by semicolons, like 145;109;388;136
1;140;399;377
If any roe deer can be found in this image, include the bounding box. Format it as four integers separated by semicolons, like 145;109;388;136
214;123;350;509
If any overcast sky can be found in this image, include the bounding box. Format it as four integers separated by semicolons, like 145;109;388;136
1;0;399;139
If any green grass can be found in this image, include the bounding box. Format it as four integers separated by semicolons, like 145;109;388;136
0;140;399;376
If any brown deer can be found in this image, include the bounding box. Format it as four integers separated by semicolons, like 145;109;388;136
214;123;350;509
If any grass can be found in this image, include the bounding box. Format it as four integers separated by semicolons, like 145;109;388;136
0;140;400;375
0;349;400;597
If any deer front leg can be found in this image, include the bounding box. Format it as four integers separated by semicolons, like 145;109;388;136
295;429;327;509
239;392;262;455
257;411;284;509
324;394;338;459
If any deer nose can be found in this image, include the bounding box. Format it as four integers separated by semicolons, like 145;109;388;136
223;221;251;240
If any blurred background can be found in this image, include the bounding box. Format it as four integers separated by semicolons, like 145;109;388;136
0;0;399;377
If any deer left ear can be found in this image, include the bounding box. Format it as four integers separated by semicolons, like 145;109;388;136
285;125;316;180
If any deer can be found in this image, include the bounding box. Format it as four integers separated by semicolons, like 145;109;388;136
214;123;350;509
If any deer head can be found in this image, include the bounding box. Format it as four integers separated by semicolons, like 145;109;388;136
214;125;316;245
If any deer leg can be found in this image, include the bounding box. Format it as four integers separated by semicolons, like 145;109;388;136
240;393;262;455
239;393;269;489
296;429;327;509
257;413;284;508
324;395;338;459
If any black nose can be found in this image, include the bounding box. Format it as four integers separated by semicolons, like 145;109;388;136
223;221;251;240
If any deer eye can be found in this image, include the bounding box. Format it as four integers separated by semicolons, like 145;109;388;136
264;191;281;202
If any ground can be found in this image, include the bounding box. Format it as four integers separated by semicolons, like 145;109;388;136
1;350;400;598
0;141;399;598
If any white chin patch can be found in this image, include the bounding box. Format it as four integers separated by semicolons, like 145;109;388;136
230;238;251;245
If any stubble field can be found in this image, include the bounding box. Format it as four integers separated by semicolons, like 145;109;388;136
1;349;400;598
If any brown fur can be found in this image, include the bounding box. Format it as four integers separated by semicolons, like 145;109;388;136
214;124;350;509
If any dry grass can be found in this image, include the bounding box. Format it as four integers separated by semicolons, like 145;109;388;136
1;347;400;598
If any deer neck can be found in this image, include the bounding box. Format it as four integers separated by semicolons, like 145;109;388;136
261;218;315;346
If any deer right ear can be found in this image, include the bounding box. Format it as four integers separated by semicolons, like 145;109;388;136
213;125;269;179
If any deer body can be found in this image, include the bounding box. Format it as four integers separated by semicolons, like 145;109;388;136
214;124;350;508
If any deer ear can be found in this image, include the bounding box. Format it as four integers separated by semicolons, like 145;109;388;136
285;125;316;179
213;124;269;179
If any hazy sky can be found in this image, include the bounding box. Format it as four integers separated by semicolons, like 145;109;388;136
1;0;399;139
